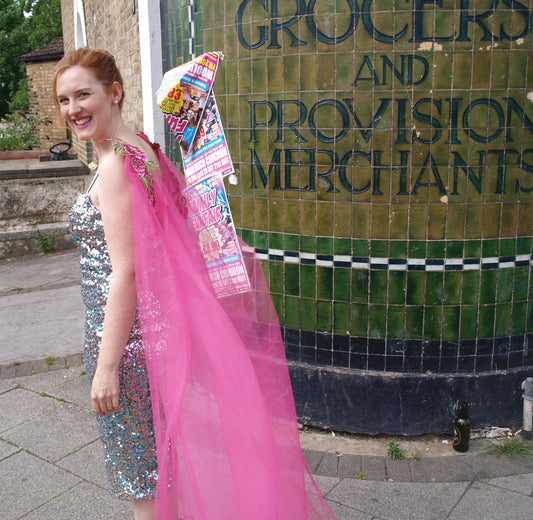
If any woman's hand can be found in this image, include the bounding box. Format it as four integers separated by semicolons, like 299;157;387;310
91;366;120;415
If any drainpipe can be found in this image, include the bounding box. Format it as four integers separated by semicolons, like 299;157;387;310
521;377;533;440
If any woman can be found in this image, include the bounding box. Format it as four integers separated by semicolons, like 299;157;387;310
57;48;336;520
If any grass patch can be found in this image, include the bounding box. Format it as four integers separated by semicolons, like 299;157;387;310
490;435;533;459
44;357;56;366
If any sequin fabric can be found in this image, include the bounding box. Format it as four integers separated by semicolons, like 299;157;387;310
68;192;157;500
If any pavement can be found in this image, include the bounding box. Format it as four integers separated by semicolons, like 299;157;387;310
1;250;532;520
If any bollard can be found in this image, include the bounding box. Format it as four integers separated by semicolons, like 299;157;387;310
521;377;533;440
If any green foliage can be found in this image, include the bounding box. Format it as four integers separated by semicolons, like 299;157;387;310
0;0;62;117
35;233;54;253
386;440;405;460
0;112;41;150
490;435;533;459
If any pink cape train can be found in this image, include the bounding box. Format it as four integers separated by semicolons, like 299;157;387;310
122;134;337;520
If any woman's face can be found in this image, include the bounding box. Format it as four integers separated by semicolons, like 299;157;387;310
55;65;121;142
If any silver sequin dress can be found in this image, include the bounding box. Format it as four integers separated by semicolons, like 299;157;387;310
68;192;158;500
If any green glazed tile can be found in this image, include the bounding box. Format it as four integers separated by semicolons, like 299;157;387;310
284;234;299;252
271;293;283;321
317;237;334;255
301;298;316;330
427;241;446;259
371;240;389;257
388;306;406;338
516;237;532;255
317;300;333;332
442;306;461;340
497;269;514;303
353;239;370;256
424;306;442;339
352;270;369;303
443;272;462;305
512;302;527;335
426;272;445;305
388;271;407;305
480;270;498;305
446;241;464;258
514;267;529;301
389;240;408;259
406;271;426;305
334;268;351;302
300;264;317;299
495;303;512;337
461;271;480;305
460;306;478;338
478;305;496;337
269;261;284;293
482;239;500;257
255;230;268;248
369;305;387;338
300;235;316;253
334;302;351;334
285;263;300;296
285;295;300;329
269;232;284;250
464;240;482;258
370;271;388;304
350;303;368;337
334;238;352;255
405;306;424;339
317;267;334;300
408;241;427;258
499;238;516;256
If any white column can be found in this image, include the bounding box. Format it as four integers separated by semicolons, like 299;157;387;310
138;0;165;145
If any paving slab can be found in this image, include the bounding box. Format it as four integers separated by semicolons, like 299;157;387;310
481;473;533;496
361;455;387;481
464;451;533;479
3;401;98;463
421;455;478;482
58;439;109;490
328;501;374;520
0;438;19;460
447;480;533;520
0;450;81;520
327;479;470;520
21;481;132;520
14;367;92;409
0;250;80;294
0;387;57;433
337;453;363;478
0;284;84;365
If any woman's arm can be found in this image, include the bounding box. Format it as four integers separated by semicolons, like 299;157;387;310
91;152;137;416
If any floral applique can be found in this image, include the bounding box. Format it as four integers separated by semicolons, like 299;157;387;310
112;140;158;203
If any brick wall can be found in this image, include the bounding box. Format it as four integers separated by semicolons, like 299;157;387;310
59;0;143;165
26;60;69;149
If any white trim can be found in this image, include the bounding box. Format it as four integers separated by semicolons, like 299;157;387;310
74;0;87;48
138;0;165;145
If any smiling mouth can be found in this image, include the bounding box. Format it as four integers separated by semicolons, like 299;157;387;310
73;116;91;128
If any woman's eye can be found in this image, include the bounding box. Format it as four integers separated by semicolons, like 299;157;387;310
58;97;69;104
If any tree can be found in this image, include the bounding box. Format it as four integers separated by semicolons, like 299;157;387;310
0;0;62;117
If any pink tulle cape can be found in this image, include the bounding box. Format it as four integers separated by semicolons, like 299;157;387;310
122;135;337;520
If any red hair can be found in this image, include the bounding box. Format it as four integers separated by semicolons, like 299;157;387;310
53;48;125;116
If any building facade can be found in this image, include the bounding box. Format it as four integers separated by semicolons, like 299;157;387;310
60;0;533;435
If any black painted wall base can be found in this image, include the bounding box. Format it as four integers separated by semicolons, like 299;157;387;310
289;362;532;435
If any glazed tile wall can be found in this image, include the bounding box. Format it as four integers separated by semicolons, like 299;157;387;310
165;0;533;374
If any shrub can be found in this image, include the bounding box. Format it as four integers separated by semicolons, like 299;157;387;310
0;112;41;151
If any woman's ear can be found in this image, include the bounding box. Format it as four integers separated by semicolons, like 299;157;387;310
111;81;123;105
